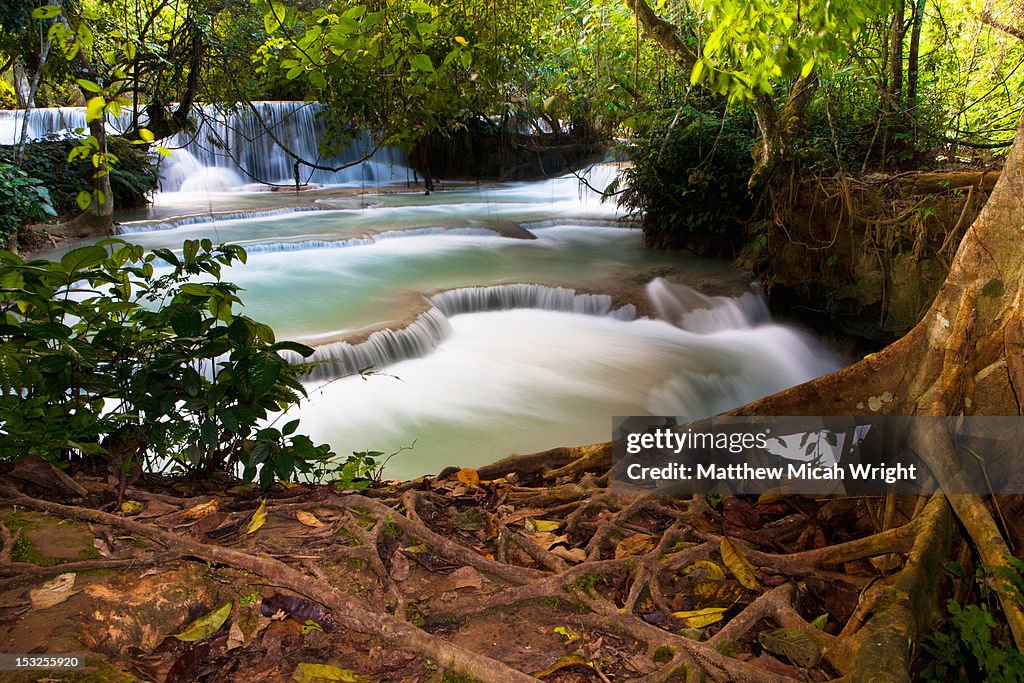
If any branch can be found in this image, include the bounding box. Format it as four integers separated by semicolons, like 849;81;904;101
981;10;1024;42
624;0;697;71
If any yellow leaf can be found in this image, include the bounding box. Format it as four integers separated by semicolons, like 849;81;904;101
525;518;560;532
614;533;656;559
524;531;569;550
292;662;371;682
172;601;232;641
682;560;726;581
532;655;593;679
456;468;480;487
671;606;727;628
246;499;268;534
553;625;579;641
454;35;468;45
720;537;761;590
120;500;144;515
296;511;325;528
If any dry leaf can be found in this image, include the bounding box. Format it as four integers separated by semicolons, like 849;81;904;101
524;531;569;550
692;581;746;604
671;607;727;628
682;560;726;581
720;537;761;590
614;533;656;559
440;566;484;591
295;511;325;528
532;655;594;679
246;499;268;534
29;573;78;610
226;620;245;651
758;628;824;668
181;499;220;520
389;549;410;582
550;546;586;563
456;468;480;487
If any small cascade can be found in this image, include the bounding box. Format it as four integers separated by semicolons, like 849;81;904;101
430;284;636;320
297;307;453;382
118;206;324;233
646;278;771;332
294;284;637;381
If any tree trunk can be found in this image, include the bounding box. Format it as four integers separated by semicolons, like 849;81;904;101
907;0;927;102
12;59;33;109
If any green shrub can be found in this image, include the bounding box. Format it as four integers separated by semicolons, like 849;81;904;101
0;239;333;487
0;136;158;216
618;109;756;252
0;162;57;240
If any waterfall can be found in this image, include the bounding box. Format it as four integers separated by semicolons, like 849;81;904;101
0;102;410;192
297;307;453;382
295;284;637;381
430;284;635;319
646;278;771;332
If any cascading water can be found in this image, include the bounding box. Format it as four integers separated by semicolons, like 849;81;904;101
27;132;840;480
0;101;409;192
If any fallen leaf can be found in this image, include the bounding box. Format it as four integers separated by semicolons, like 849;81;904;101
120;500;144;515
532;655;595;679
295;511;325;528
524;531;569;550
226;621;245;651
454;507;484;532
172;601;233;641
292;662;371;682
720;537;761;590
811;614;828;630
246;499;268;534
456;468;480;487
92;538;111;557
553;625;579;641
550;546;586;563
389;549;410;582
525;518;561;532
181;498;220;520
682;560;726;581
440;566;484;591
614;533;656;559
29;573;78;610
692;581;746;605
671;607;727;628
758;628;824;668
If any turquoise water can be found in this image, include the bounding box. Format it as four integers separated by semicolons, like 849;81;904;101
39;167;840;479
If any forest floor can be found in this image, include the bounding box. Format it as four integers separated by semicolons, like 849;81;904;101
0;446;993;683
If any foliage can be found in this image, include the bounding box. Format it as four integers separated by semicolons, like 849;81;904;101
0;162;57;240
618;108;756;249
0;137;158;215
922;558;1024;681
0;239;334;488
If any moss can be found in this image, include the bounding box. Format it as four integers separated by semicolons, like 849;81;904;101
653;646;675;663
439;671;482;683
12;536;58;566
76;546;104;561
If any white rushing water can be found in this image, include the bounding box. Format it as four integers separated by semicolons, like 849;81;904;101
19;101;840;479
0;101;409;191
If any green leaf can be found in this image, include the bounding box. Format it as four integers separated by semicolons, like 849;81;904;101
172;601;232;641
31;5;62;19
75;191;93;211
410;54;434;73
76;79;102;93
60;246;108;274
85;96;106;123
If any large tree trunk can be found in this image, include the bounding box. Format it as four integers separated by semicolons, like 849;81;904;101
735;113;1024;654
